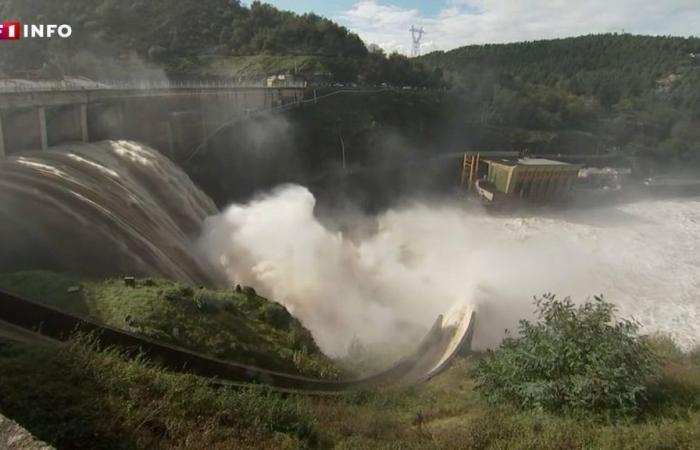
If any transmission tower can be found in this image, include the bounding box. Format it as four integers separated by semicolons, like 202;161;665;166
409;26;425;57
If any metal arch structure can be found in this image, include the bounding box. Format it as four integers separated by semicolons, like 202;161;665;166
0;288;475;393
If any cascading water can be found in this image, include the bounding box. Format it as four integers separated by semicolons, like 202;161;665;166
0;140;223;285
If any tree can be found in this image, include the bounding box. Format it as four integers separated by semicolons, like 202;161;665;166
474;294;659;417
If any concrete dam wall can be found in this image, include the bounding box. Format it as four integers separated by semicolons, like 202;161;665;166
0;85;305;160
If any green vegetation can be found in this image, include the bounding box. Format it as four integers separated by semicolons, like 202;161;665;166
0;336;319;449
1;332;699;449
474;295;659;417
0;285;699;448
311;354;700;449
0;0;441;87
0;271;337;378
422;34;700;165
197;54;333;80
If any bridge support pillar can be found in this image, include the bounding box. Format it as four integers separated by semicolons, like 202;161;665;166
38;107;48;150
80;103;89;142
0;114;5;158
165;122;175;159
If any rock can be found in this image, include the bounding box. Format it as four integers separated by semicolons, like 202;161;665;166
0;414;54;450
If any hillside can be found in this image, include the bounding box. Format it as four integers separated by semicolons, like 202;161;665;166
0;271;337;378
0;0;441;86
422;34;700;165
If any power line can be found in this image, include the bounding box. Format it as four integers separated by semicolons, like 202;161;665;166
409;26;426;57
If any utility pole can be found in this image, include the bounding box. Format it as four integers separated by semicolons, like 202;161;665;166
409;26;426;57
339;127;346;170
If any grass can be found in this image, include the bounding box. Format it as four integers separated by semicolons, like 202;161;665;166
2;339;698;450
0;336;318;450
302;352;700;450
1;273;699;449
0;271;337;378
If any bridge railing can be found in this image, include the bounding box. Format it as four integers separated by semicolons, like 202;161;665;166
0;79;308;93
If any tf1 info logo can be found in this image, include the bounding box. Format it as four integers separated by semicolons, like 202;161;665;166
0;22;73;40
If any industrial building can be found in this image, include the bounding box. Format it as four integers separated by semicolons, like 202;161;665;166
462;154;582;203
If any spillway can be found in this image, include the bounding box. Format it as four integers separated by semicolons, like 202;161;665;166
0;140;223;285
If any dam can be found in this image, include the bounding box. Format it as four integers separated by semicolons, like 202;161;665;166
0;84;699;391
0;81;305;159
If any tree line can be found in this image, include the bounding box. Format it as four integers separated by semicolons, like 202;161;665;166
421;34;700;164
0;0;443;87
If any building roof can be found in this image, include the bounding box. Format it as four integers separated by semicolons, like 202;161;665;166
518;158;572;166
483;157;574;167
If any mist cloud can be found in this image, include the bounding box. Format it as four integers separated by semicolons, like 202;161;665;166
199;184;700;355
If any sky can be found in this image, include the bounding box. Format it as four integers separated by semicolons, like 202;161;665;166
256;0;700;55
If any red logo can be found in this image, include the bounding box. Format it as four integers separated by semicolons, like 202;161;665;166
0;22;21;40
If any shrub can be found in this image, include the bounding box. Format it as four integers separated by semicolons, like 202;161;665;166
160;285;194;302
647;333;686;364
474;294;659;417
690;346;700;367
260;303;293;330
192;291;217;313
243;286;257;298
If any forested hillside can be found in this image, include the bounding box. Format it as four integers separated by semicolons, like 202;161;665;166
422;34;700;164
0;0;441;86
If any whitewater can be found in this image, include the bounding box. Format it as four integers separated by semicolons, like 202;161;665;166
201;185;700;354
1;141;698;355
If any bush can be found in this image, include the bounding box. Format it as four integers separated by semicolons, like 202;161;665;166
647;333;685;364
474;294;659;417
192;290;216;313
160;285;194;302
260;303;292;330
690;346;700;367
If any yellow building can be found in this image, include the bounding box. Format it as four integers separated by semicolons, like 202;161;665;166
463;154;581;202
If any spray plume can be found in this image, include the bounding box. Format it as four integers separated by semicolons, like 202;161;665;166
200;184;700;355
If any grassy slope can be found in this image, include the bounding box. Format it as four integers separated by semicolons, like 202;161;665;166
0;338;317;450
0;338;698;450
1;271;699;448
302;357;700;450
0;271;337;378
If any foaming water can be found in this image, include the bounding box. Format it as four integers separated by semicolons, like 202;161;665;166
1;142;698;354
201;185;700;354
0;141;222;285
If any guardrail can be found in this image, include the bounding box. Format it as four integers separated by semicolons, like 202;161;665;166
0;80;308;94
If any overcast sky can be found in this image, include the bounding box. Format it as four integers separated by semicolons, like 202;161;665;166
259;0;700;54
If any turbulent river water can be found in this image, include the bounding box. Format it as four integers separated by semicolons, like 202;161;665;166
1;141;698;353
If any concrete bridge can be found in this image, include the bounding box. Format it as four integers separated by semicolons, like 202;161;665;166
0;81;306;159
